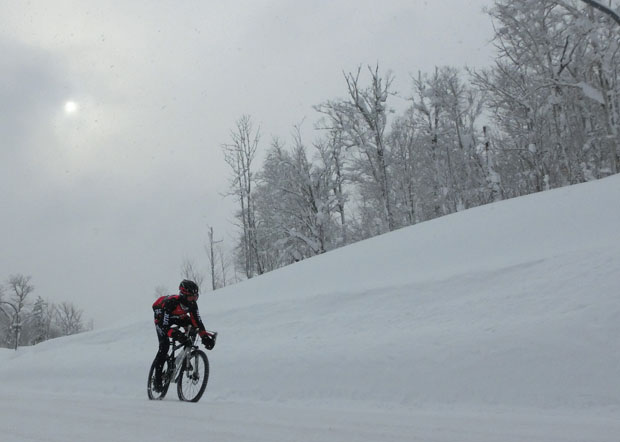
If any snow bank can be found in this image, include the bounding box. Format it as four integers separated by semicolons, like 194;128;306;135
1;176;619;415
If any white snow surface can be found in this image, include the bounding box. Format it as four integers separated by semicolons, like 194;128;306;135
1;175;620;441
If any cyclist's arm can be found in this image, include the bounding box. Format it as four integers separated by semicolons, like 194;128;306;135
188;303;210;337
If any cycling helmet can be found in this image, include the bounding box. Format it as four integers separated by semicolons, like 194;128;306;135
179;279;199;300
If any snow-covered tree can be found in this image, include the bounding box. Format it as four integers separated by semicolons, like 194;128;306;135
473;0;620;193
316;65;396;234
314;131;350;245
387;108;421;226
398;67;490;221
0;274;34;350
254;130;339;267
29;296;52;345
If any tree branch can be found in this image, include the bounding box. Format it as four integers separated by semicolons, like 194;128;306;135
579;0;620;25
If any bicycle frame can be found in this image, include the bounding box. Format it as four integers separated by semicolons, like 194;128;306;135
171;345;197;382
168;328;199;383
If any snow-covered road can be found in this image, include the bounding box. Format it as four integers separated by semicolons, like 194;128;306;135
3;389;619;442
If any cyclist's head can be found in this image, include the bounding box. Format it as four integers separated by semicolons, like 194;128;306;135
179;279;199;302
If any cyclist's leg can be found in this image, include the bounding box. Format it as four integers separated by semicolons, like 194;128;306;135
153;324;169;389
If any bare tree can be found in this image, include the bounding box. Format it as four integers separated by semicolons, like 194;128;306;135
55;302;84;336
218;246;230;287
153;285;169;299
180;258;205;292
222;115;263;277
0;275;34;349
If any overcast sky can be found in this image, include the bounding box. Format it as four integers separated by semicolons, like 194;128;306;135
1;0;495;326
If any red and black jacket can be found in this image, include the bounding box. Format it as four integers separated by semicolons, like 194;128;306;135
153;295;208;339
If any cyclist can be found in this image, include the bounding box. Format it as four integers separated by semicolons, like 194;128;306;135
152;279;216;392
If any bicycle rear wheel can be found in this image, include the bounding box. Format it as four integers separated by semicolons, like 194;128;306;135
177;349;209;402
147;358;172;400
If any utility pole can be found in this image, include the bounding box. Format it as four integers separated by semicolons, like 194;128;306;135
207;226;223;291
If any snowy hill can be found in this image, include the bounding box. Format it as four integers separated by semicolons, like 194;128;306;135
1;176;620;442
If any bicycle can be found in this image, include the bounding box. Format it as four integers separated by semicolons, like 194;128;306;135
147;325;216;402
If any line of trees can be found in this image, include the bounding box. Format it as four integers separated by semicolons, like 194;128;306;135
0;274;92;350
220;0;618;277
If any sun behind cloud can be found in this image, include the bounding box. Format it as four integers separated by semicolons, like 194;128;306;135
64;101;78;114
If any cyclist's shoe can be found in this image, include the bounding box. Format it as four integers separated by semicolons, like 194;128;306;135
153;376;164;393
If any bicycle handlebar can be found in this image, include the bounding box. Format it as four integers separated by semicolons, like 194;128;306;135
169;324;217;350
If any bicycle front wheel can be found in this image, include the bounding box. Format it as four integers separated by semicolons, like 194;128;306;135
177;349;209;402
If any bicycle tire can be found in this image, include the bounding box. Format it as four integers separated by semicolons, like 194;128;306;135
176;349;209;402
147;358;172;400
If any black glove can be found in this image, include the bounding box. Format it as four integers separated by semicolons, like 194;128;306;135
201;333;216;350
